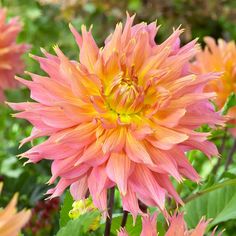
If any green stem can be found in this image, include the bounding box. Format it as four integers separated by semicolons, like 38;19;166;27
138;200;147;213
121;210;128;228
213;127;228;174
225;139;236;171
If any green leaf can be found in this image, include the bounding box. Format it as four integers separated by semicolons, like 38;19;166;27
59;191;73;227
184;179;236;228
57;211;100;236
222;92;236;115
0;156;23;178
111;214;142;236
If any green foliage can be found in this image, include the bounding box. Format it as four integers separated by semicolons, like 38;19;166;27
222;92;236;115
56;211;101;236
59;191;73;227
111;214;142;236
184;179;236;229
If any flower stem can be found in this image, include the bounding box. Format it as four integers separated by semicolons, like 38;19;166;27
121;210;128;228
104;187;115;236
213;128;228;174
138;200;147;213
225;139;236;171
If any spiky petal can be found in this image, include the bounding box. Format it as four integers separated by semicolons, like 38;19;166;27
140;212;158;236
166;213;222;236
118;213;222;236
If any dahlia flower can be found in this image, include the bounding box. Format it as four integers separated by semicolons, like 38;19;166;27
10;14;223;218
192;37;236;135
118;213;221;236
0;184;31;236
0;8;29;101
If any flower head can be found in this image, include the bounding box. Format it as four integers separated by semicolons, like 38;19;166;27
10;14;223;218
0;183;31;236
0;8;29;101
192;37;236;135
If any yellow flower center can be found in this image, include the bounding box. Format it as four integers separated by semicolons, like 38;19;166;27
106;71;144;118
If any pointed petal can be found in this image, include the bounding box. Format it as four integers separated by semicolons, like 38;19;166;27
106;153;133;195
70;174;88;200
126;132;155;166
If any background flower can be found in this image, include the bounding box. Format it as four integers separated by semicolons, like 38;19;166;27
140;212;157;236
118;212;221;236
192;37;236;135
0;8;29;102
0;183;31;236
165;213;221;236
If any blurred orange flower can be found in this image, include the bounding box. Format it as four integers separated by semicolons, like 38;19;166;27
0;183;31;236
192;37;236;135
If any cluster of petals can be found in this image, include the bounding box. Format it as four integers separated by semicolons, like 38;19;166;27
10;14;224;218
118;212;221;236
0;8;29;101
0;184;31;236
192;37;236;136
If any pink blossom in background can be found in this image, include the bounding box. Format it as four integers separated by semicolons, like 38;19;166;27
117;214;158;236
140;213;157;236
10;14;224;219
165;213;222;236
192;37;236;136
0;8;29;102
118;213;222;236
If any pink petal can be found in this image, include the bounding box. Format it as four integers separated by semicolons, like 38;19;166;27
126;132;155;166
106;152;133;195
70;174;88;200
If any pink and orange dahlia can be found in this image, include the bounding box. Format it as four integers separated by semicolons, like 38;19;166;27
0;8;29;101
192;37;236;135
10;14;223;218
